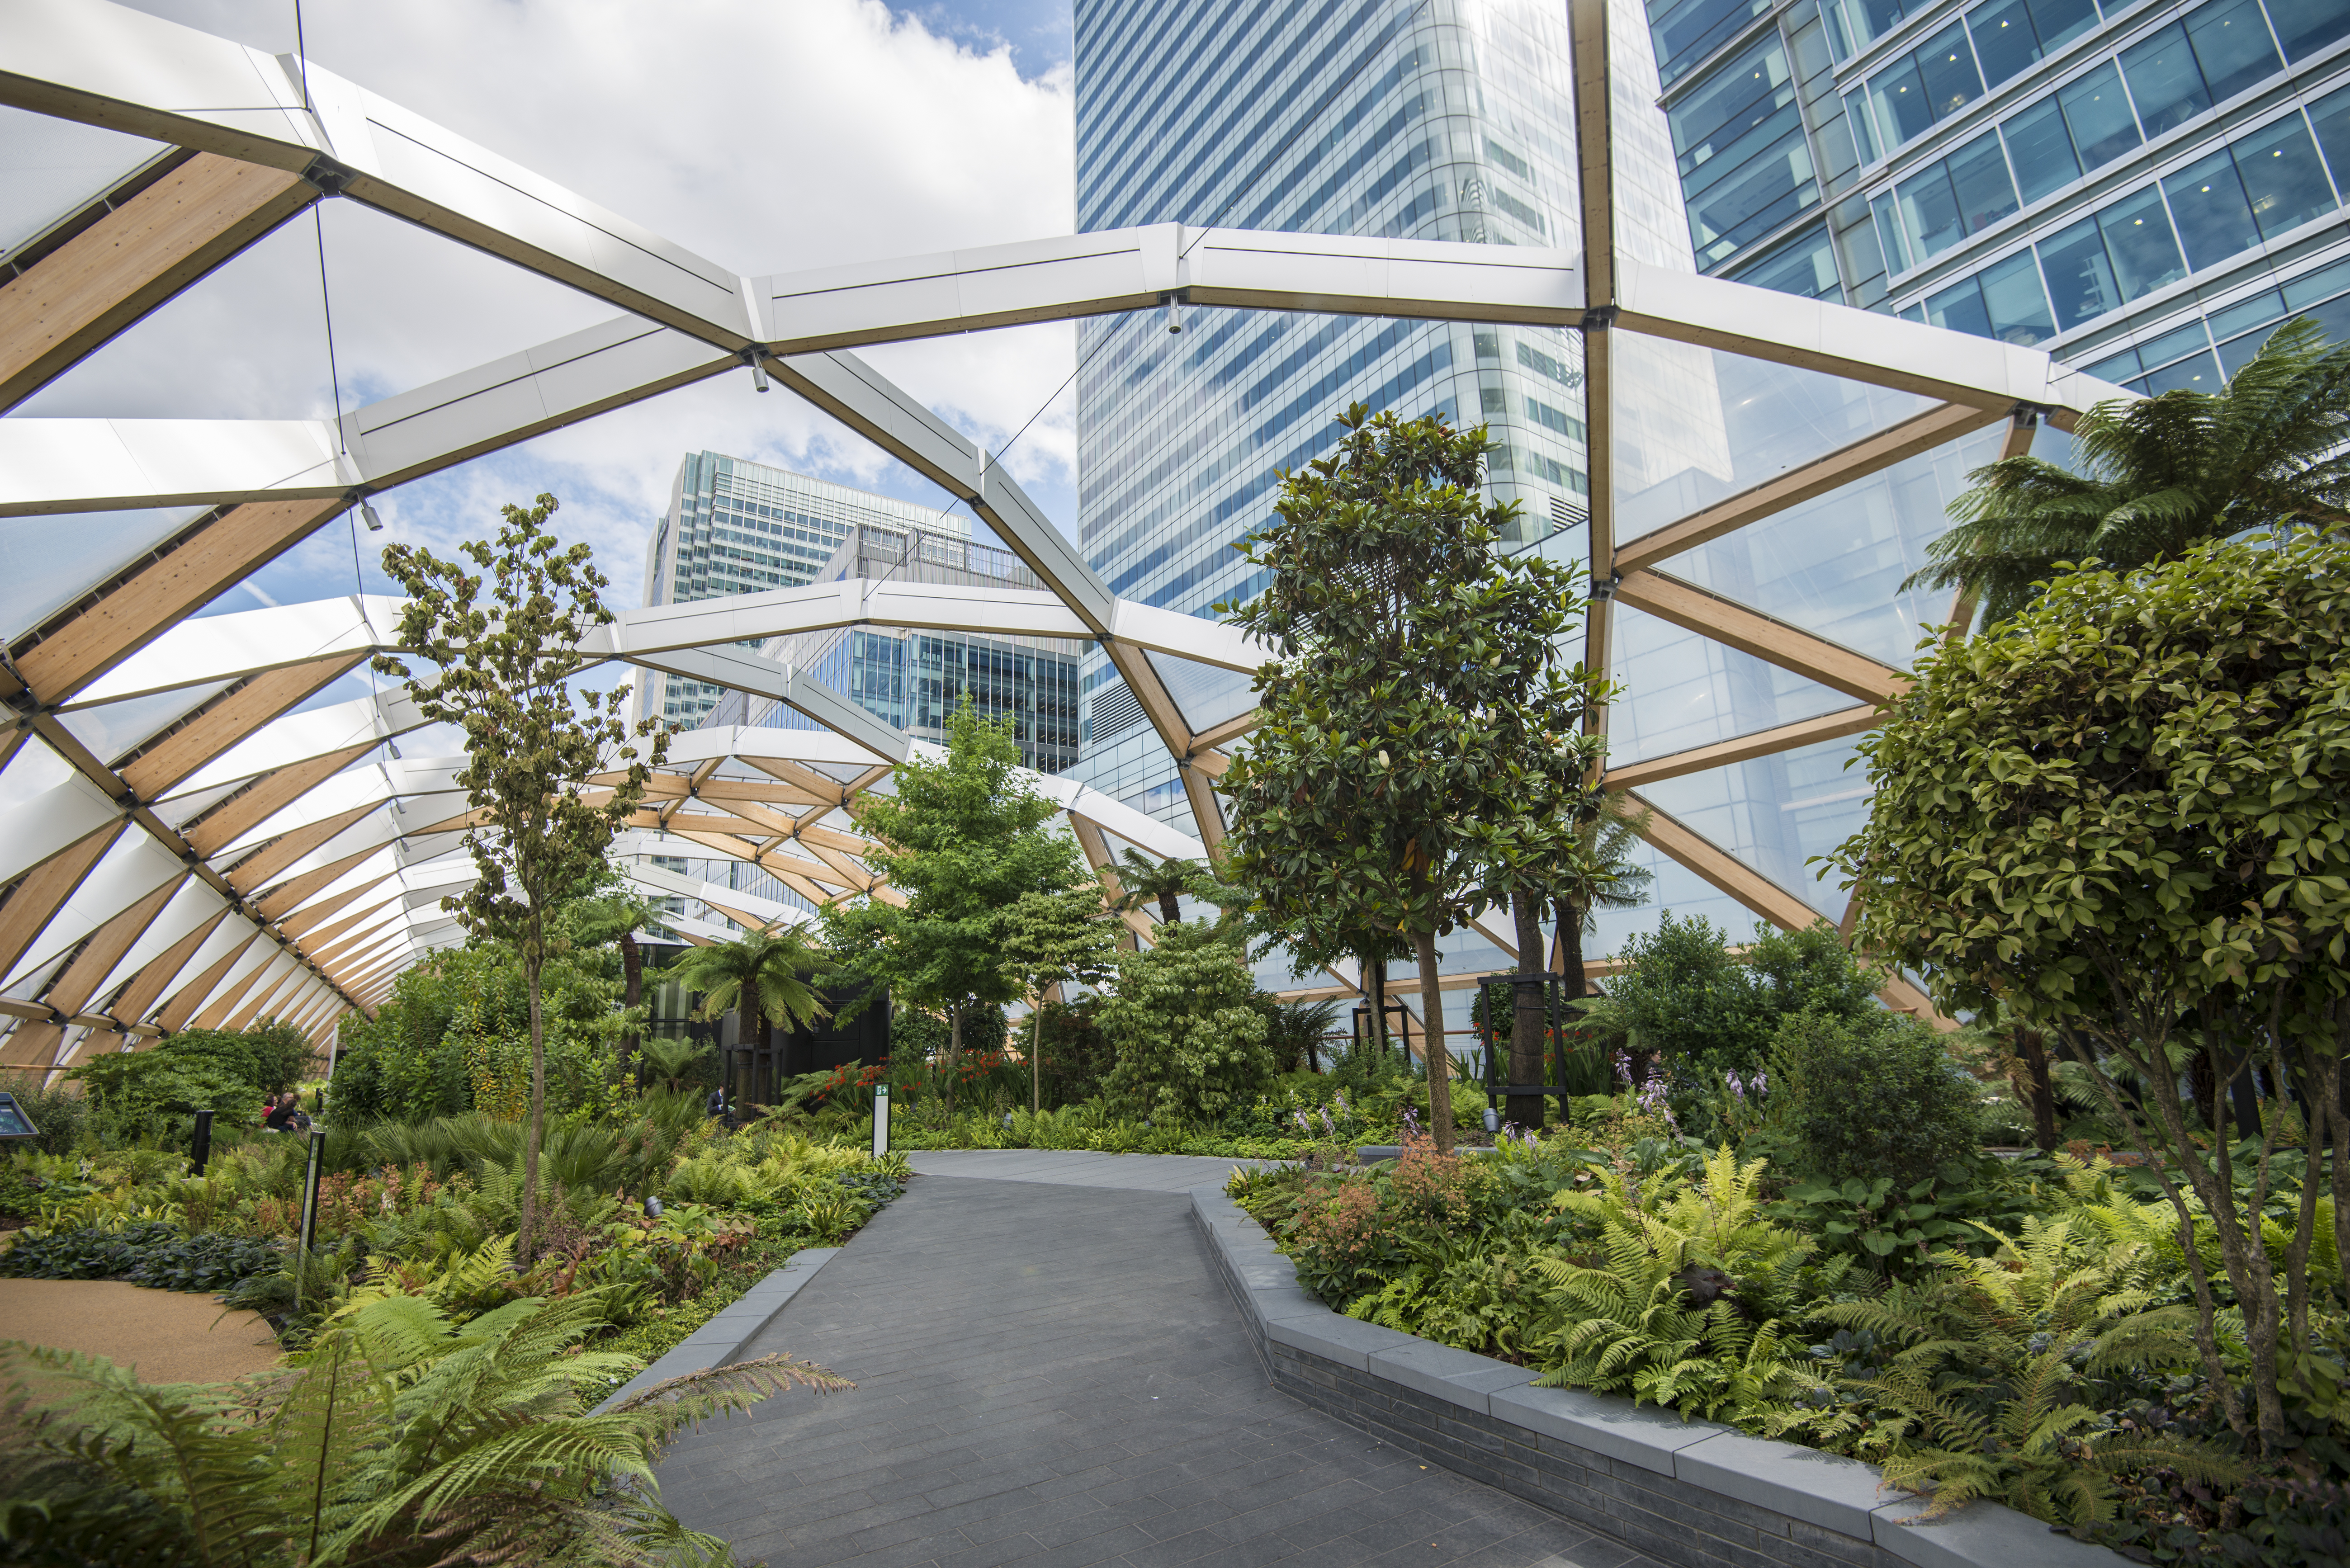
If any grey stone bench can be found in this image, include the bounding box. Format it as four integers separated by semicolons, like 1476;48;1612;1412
1190;1184;2124;1568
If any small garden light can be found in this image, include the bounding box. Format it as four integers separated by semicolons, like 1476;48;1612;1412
1482;1107;1499;1135
643;1195;663;1220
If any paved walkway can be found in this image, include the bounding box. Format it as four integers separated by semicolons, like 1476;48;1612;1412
656;1154;1662;1568
0;1278;282;1387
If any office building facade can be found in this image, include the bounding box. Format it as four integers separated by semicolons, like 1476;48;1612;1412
636;452;969;728
1653;0;2350;393
1069;0;1661;826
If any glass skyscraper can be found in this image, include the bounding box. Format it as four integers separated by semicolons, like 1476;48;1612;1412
1069;0;1631;825
636;452;971;728
1650;0;2350;395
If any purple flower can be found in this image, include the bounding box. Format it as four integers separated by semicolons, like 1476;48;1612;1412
1750;1071;1768;1096
1319;1108;1337;1137
1724;1070;1744;1101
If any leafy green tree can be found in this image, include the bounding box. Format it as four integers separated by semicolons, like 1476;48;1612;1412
999;884;1121;1113
667;926;827;1077
1828;529;2350;1456
1602;914;1882;1088
825;697;1085;1110
374;494;667;1260
1906;317;2350;625
1097;921;1273;1125
1221;405;1608;1152
1110;848;1200;927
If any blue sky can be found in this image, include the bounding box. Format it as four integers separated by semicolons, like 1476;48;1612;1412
895;0;1074;80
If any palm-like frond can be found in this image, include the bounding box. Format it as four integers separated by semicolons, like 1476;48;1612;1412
667;926;828;1036
1910;317;2350;624
0;1288;842;1567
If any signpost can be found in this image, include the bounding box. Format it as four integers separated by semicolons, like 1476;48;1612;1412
871;1083;890;1158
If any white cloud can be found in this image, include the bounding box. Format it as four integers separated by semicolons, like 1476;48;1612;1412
22;0;1080;609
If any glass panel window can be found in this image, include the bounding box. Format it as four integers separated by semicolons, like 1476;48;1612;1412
1897;160;1967;258
2137;320;2214;364
2282;255;2350;308
2059;63;2143;170
2121;23;2213;137
1927;274;1995;337
2004;95;2083;203
1872;189;1913;272
1968;0;2043;87
2218;321;2284;374
1845;88;1881;162
2039;212;2123;328
1728;223;1844;298
2233;116;2337;240
2163;146;2261;269
1670;37;1795;171
2311;86;2350;187
1978;248;2058;343
1947;130;2021;236
2142;349;2223;393
1651;0;1778;87
1914;24;1986;120
2185;0;2282;104
2260;0;2350;59
2083;346;2144;380
1869;55;1938;145
2208;286;2285;336
2024;0;2099;52
2098;185;2187;301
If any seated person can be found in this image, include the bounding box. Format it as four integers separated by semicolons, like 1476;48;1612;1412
263;1091;310;1133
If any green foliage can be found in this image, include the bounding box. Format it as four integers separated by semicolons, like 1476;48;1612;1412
1910;317;2350;625
1831;526;2350;1455
1605;915;1883;1085
0;1289;841;1566
667;925;826;1048
1109;849;1203;926
1770;1011;1983;1188
0;1220;283;1293
0;1078;87;1156
1220;403;1612;1150
1097;921;1274;1125
1529;1148;1827;1421
1797;1214;2240;1528
69;1023;317;1141
826;697;1085;1107
331;940;632;1124
374;492;667;1259
998;881;1121;1110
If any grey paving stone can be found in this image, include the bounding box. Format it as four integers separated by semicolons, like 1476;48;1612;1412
655;1165;1665;1568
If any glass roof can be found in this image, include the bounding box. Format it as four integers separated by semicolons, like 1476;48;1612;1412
1608;601;1863;766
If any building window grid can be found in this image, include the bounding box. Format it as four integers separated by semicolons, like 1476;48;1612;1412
1891;88;2347;348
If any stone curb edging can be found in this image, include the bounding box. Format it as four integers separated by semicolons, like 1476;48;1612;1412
592;1246;840;1413
1188;1184;2124;1568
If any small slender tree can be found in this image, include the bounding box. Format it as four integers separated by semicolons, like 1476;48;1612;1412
998;883;1121;1113
667;925;828;1096
825;697;1085;1110
374;494;666;1261
1551;795;1655;1000
1220;405;1610;1153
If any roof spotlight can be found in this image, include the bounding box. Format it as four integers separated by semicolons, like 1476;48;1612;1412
359;501;384;532
750;361;770;392
1163;293;1183;335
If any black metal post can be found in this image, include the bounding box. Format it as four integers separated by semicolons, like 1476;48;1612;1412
190;1108;214;1176
295;1126;326;1305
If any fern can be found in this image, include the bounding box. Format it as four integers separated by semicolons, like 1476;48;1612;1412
1526;1148;1829;1422
0;1285;847;1566
1803;1214;2242;1525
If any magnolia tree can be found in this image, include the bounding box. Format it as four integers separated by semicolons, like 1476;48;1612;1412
1220;405;1611;1153
375;495;666;1260
1828;529;2350;1456
998;883;1121;1113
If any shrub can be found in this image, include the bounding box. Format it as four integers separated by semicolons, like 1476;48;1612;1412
1770;1010;1983;1187
67;1024;319;1142
1098;922;1274;1125
0;1221;282;1293
1604;915;1885;1086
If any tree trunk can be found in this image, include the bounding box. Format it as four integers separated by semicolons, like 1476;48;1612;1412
1508;891;1546;1131
1158;890;1181;926
2017;1028;2060;1154
1552;897;1589;997
520;939;545;1265
946;1000;964;1113
619;929;643;1086
747;996;766;1110
1368;959;1388;1059
1413;928;1455;1155
1031;1001;1045;1115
